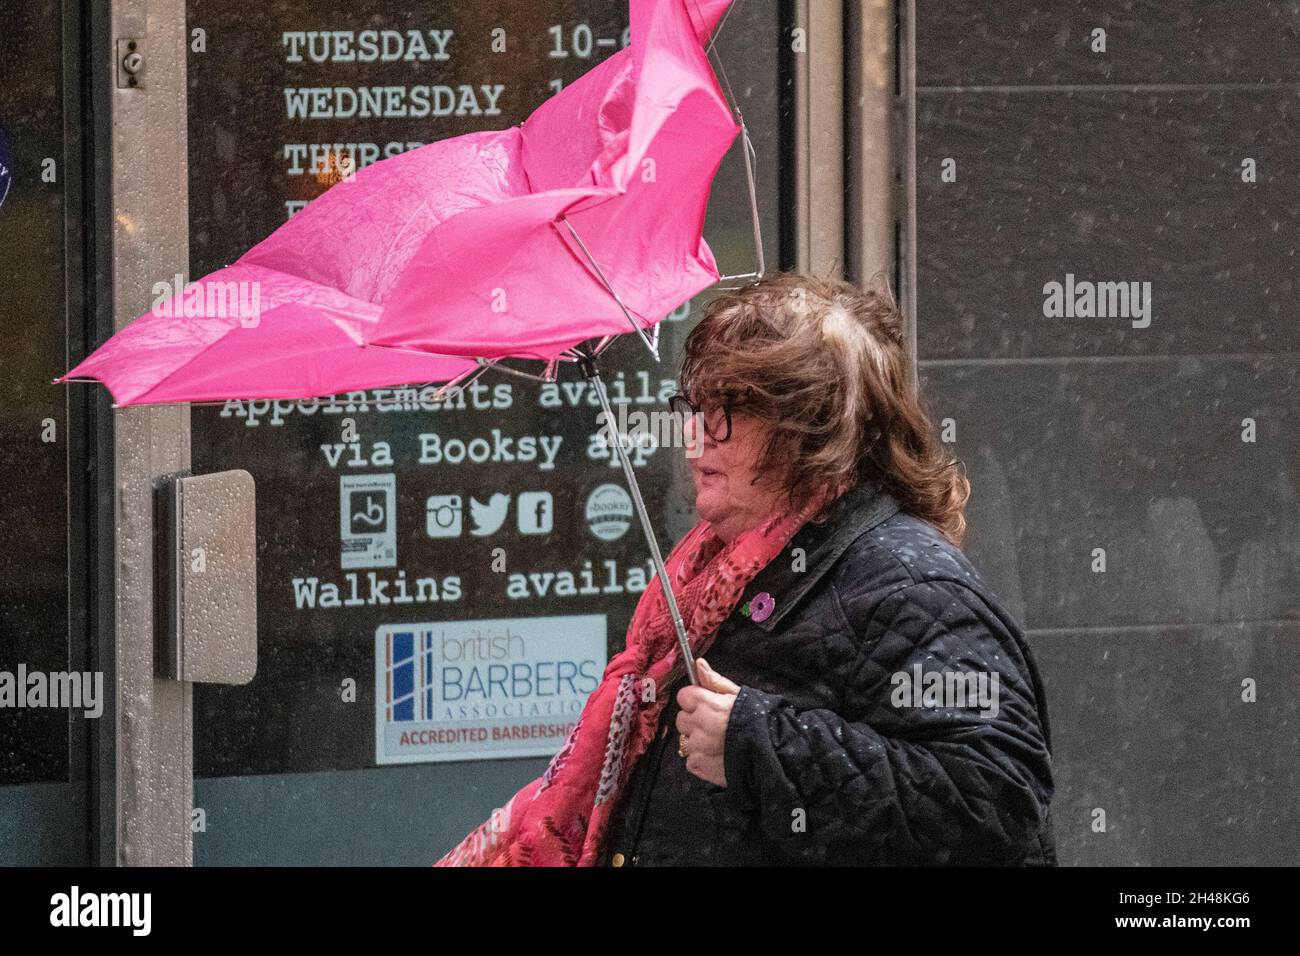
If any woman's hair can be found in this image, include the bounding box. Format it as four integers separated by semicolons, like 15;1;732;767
678;270;970;546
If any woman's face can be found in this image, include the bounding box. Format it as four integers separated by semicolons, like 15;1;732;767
685;406;788;543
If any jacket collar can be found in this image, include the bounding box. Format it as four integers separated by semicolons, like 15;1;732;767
732;478;902;632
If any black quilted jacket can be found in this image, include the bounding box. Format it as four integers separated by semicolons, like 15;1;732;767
604;479;1057;866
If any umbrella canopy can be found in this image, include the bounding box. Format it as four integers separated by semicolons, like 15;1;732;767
366;0;739;359
58;0;740;405
60;263;475;406
56;0;749;687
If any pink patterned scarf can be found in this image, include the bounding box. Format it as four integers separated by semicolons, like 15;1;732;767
434;495;827;866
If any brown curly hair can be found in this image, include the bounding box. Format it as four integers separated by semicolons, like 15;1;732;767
678;270;970;546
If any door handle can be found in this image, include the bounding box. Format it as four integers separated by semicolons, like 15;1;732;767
154;469;257;684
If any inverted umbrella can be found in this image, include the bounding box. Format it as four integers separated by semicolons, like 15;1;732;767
366;0;746;360
56;0;763;685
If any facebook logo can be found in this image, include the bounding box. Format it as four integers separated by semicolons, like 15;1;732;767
517;491;553;535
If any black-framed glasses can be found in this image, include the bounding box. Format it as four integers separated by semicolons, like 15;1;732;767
668;392;733;443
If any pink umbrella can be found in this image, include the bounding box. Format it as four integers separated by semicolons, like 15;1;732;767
366;0;746;360
57;0;763;684
59;262;475;406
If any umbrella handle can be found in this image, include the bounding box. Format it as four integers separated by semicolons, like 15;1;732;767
579;351;699;687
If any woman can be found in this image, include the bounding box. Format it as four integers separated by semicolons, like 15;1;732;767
436;272;1056;867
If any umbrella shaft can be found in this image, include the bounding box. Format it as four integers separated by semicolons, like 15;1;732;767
586;364;698;687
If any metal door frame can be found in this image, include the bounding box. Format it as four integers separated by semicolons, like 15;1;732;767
790;0;844;274
791;0;897;289
102;0;193;866
65;0;108;868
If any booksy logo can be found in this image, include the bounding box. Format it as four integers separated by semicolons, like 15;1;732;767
50;887;151;935
1042;273;1152;328
0;665;103;718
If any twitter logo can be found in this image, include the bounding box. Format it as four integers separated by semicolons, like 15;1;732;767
469;493;510;536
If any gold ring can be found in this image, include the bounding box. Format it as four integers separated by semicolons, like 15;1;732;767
678;734;689;759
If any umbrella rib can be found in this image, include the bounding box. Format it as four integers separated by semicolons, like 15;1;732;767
716;119;766;284
429;361;488;399
698;0;744;111
376;199;433;284
556;215;660;361
475;357;550;383
701;0;741;57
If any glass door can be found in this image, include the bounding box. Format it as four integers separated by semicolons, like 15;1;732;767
0;0;100;866
185;0;789;865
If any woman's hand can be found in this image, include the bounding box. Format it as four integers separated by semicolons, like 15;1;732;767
675;658;741;787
